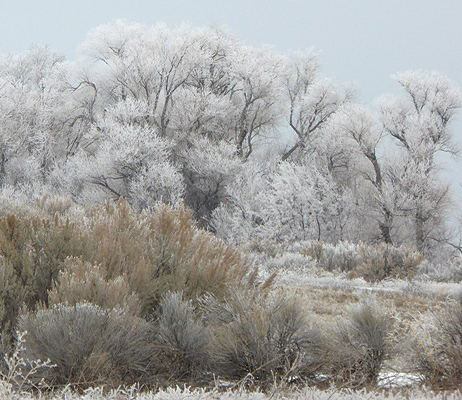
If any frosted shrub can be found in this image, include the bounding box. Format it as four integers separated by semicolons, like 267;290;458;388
156;292;209;379
328;298;393;387
411;299;462;388
0;331;56;392
264;252;317;278
0;209;84;356
323;242;361;272
19;303;157;388
0;196;254;333
358;244;423;282
203;289;326;385
301;240;423;281
302;241;360;272
417;256;462;282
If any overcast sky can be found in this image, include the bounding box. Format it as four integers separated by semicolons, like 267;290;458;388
2;0;462;200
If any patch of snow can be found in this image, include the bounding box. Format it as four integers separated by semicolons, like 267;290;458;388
378;372;423;388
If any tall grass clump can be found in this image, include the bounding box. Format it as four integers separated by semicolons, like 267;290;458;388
410;294;462;388
327;298;393;388
202;289;327;386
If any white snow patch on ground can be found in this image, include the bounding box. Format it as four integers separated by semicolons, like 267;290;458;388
378;372;423;388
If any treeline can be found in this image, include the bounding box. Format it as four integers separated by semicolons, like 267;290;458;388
0;21;460;257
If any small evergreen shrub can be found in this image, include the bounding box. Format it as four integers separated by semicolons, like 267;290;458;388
410;297;462;388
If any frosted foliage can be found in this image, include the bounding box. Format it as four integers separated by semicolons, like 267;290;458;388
0;47;78;187
282;50;353;162
0;22;460;258
379;70;461;156
211;162;268;243
78;19;147;62
335;104;382;153
181;137;240;225
79;21;242;143
296;79;345;132
182;137;239;178
70;101;184;207
283;51;319;90
129;161;184;209
229;46;286;158
172;88;234;141
262;162;345;243
213;159;365;245
394;70;461;123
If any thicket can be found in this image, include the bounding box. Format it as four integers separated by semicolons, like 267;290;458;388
2;196;462;396
0;196;254;357
0;196;400;392
301;240;423;282
0;20;461;398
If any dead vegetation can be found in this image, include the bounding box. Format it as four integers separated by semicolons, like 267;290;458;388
0;195;461;397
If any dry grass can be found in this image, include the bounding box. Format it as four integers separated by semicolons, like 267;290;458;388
203;288;326;386
0;197;258;358
327;298;393;387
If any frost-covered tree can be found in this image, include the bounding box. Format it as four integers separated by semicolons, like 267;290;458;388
230;46;286;159
378;71;461;255
333;104;397;244
212;158;359;244
281;51;353;162
211;160;271;243
63;99;184;207
1;23;461;257
78;21;201;137
179;136;240;228
260;161;358;243
0;46;79;187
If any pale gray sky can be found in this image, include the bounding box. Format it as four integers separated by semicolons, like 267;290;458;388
2;0;462;200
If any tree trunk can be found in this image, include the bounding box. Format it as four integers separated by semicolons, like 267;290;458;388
379;208;393;245
415;208;425;254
